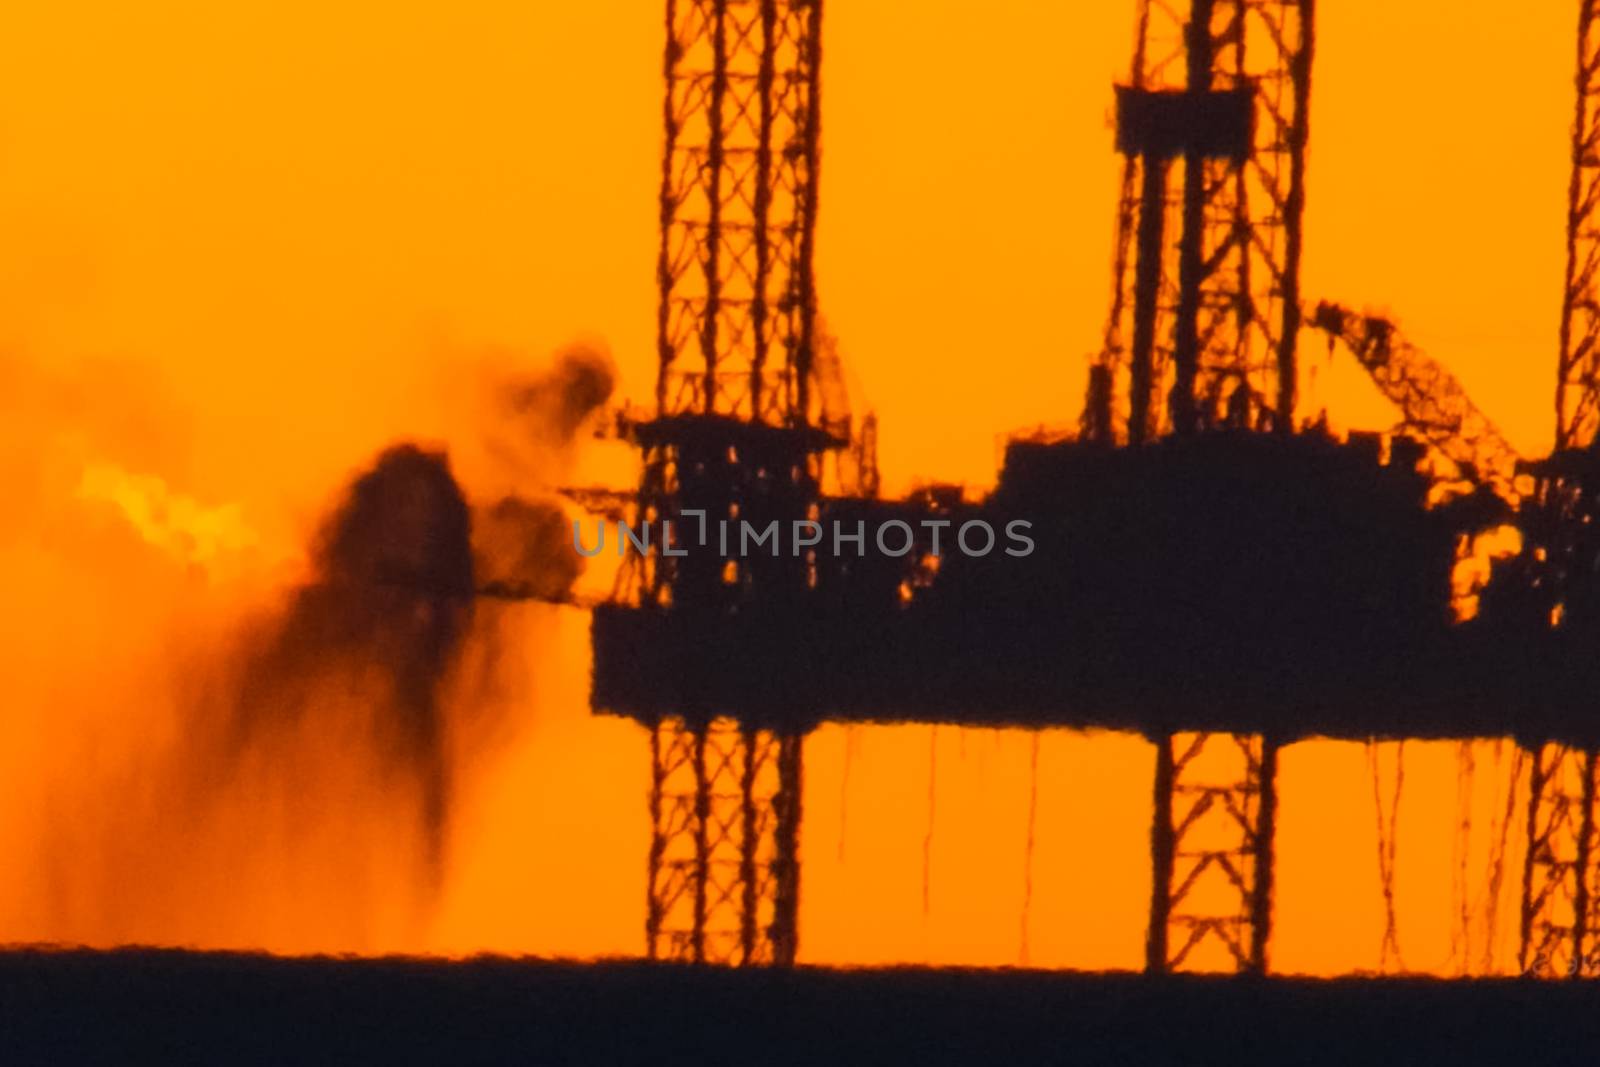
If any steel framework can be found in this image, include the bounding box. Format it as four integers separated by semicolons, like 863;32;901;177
655;0;822;426
647;717;802;964
631;0;829;966
1518;0;1600;980
1557;0;1600;452
1147;732;1277;973
1520;745;1600;977
1098;0;1306;976
1309;302;1523;495
630;0;834;610
1097;0;1315;442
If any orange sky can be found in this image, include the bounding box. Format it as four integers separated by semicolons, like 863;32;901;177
0;1;1582;974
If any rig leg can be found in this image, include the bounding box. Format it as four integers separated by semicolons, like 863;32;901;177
1519;744;1600;978
1147;732;1278;974
646;717;802;965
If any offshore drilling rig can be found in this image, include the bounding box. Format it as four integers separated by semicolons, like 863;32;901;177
586;0;1600;977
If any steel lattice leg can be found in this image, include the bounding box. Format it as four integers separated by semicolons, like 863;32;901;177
1519;744;1600;978
645;717;802;966
1148;732;1277;974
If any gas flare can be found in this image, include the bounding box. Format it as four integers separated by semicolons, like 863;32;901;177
0;344;613;954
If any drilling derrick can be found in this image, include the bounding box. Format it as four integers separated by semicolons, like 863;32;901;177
1519;0;1600;980
1092;0;1314;976
628;0;830;966
1095;0;1314;444
1558;0;1600;453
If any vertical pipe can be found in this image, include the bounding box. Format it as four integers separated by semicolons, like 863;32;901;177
739;729;761;965
793;0;824;424
1276;0;1316;430
1571;749;1598;976
771;733;804;966
700;1;730;413
1169;0;1215;435
1020;731;1042;965
1147;734;1176;973
691;725;711;963
1129;157;1169;446
655;0;684;414
1249;736;1279;975
1227;0;1251;404
749;0;778;419
1094;0;1155;439
1520;745;1550;975
646;719;667;959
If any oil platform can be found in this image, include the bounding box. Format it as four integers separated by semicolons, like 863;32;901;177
584;0;1600;980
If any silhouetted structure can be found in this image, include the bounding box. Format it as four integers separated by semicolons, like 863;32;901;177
615;0;833;966
1559;1;1600;455
1309;303;1522;496
1086;1;1316;971
1506;0;1600;979
1095;0;1313;442
590;0;1600;979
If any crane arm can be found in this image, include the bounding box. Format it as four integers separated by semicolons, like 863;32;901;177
1308;301;1522;495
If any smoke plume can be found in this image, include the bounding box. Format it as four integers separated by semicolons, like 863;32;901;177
228;444;476;880
0;341;616;953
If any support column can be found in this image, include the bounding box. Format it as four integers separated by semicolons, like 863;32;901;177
1146;734;1176;972
1520;744;1600;978
1248;739;1278;974
1147;732;1277;974
1169;0;1215;436
1128;155;1170;446
770;734;803;966
646;717;802;965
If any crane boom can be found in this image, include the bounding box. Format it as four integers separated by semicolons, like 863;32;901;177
1309;302;1521;495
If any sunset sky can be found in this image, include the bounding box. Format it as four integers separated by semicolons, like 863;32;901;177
0;1;1583;974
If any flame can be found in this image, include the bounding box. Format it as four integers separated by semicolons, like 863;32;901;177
0;344;614;958
75;461;258;569
0;0;1580;975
